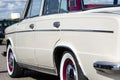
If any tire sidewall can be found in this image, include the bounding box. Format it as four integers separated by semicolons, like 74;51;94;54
60;51;87;80
7;45;14;76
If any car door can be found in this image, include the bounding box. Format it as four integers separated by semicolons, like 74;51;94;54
34;0;61;68
15;0;42;65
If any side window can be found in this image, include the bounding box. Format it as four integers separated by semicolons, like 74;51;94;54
43;0;60;15
27;0;42;18
60;0;82;13
84;0;114;9
69;0;82;11
60;0;68;12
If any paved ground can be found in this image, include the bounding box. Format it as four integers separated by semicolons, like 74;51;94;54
0;44;60;80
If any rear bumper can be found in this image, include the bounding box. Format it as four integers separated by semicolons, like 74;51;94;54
94;61;120;74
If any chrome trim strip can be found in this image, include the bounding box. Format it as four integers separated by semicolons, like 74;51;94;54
61;29;113;33
6;29;114;35
94;61;120;74
18;63;58;75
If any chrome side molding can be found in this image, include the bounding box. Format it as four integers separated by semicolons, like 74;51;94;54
18;62;58;76
94;61;120;74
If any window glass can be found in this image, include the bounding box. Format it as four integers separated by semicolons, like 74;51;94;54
43;0;60;15
60;0;68;12
84;0;115;9
31;0;42;17
84;0;113;4
60;0;82;13
27;0;42;18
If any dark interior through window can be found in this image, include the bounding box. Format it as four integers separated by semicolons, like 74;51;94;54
60;0;82;13
43;0;59;15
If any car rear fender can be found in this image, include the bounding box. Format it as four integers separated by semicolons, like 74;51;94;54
54;41;87;76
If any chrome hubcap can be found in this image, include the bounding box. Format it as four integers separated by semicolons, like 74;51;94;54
66;65;77;80
63;59;78;80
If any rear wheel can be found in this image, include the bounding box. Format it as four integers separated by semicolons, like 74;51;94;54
7;45;24;78
60;51;87;80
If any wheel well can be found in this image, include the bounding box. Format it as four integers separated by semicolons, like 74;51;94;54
54;47;89;80
54;46;72;75
7;40;11;48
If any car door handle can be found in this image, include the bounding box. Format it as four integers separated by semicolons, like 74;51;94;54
53;22;60;28
29;24;34;29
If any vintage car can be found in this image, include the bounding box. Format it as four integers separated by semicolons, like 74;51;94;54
5;0;120;80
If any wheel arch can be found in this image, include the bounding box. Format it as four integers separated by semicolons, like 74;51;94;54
53;46;72;74
53;45;87;77
6;38;14;48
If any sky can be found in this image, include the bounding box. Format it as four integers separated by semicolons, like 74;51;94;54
0;0;27;19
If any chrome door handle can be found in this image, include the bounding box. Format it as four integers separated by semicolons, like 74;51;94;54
53;22;60;28
29;24;34;29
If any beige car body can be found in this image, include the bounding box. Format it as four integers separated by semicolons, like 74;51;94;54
5;0;120;80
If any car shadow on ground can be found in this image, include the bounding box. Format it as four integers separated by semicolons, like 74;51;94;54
0;43;6;46
0;70;7;73
23;70;60;80
0;69;60;80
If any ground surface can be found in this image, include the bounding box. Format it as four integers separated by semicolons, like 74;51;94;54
0;44;59;80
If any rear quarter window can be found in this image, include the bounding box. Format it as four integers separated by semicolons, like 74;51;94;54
84;0;115;9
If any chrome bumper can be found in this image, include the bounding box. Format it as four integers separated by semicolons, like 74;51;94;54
94;61;120;74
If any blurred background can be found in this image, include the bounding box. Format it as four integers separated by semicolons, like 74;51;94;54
0;0;27;44
0;0;27;19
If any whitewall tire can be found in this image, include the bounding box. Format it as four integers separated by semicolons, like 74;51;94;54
7;45;23;78
60;51;87;80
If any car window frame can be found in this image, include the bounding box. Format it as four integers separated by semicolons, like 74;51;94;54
23;0;43;19
26;0;32;18
23;0;84;17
